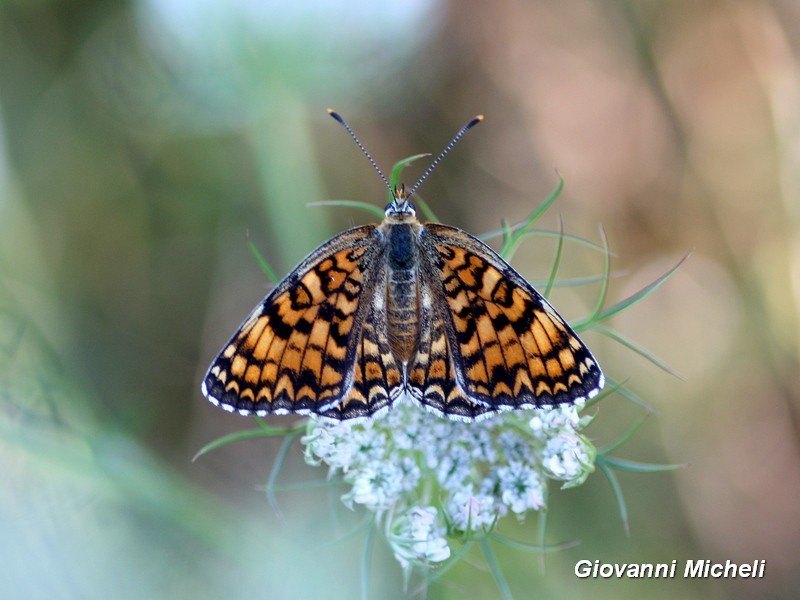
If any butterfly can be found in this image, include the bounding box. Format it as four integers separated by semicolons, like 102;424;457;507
202;111;604;421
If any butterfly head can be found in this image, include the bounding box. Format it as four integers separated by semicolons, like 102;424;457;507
386;184;417;219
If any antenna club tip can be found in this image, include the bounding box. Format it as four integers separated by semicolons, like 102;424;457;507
467;114;485;129
327;108;345;124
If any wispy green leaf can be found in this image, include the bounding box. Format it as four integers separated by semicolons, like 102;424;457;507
597;459;630;536
414;195;440;223
495;176;564;262
583;225;611;329
597;414;650;455
595;326;684;379
489;531;579;553
543;215;565;299
577;254;689;328
598;455;683;473
480;539;513;600
600;376;656;412
264;480;341;492
538;502;549;573
266;430;302;521
322;512;375;548
390;153;431;191
421;540;474;588
498;219;515;260
361;525;376;600
247;238;280;284
531;273;620;289
306;199;385;219
192;424;303;461
480;228;607;253
581;376;627;411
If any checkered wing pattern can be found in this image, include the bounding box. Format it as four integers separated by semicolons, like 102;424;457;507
409;223;603;418
202;225;403;419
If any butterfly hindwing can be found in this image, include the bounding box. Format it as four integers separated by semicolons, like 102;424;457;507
320;287;404;419
417;223;604;411
203;224;398;417
408;282;495;420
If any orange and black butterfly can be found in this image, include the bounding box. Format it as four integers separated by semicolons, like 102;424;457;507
202;112;603;421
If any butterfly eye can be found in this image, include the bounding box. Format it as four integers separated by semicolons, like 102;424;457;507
385;199;416;217
402;201;417;216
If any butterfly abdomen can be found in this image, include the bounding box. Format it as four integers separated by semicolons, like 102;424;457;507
385;221;421;363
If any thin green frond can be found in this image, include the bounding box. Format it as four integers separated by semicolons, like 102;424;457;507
480;539;513;600
498;219;515;259
582;377;628;411
361;525;376;600
532;273;620;289
595;326;684;379
515;175;564;233
580;254;689;327
266;431;302;520
0;309;25;357
306;200;385;220
543;215;565;299
192;424;302;461
390;153;431;191
597;460;630;536
584;225;611;327
419;540;474;587
495;176;564;262
488;531;579;553
598;455;683;473
414;195;440;223
247;238;280;284
480;228;608;253
601;376;656;412
322;512;376;548
265;480;342;492
537;502;548;573
597;413;650;455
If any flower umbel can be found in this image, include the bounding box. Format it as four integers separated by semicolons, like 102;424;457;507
302;398;594;570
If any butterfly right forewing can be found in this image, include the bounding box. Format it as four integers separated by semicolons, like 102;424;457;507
413;223;603;413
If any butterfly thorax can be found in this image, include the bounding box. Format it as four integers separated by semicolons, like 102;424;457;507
382;200;422;364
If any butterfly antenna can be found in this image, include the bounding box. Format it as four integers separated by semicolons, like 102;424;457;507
407;114;484;199
328;108;391;192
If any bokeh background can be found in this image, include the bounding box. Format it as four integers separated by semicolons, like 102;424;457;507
2;0;799;598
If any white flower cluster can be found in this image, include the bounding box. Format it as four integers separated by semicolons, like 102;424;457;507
302;399;595;572
387;506;451;569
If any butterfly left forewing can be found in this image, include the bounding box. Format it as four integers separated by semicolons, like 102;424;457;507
416;223;603;413
203;225;400;417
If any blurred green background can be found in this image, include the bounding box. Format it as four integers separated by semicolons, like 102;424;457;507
2;0;799;598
